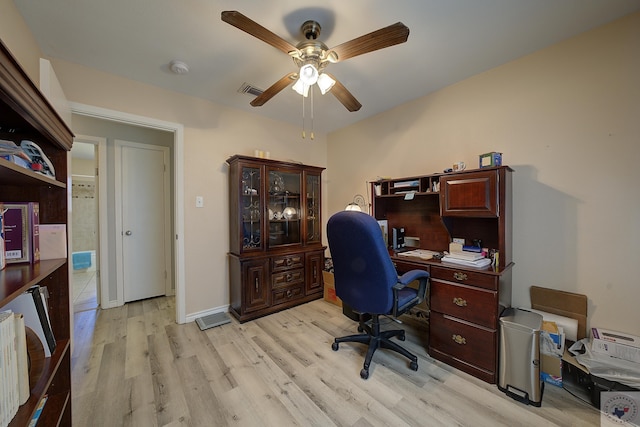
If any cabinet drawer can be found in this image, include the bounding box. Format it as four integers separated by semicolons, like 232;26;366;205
431;280;498;328
272;268;304;288
429;311;497;373
272;254;304;272
272;284;305;305
431;265;498;291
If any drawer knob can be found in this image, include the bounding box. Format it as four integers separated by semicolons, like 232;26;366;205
452;334;467;345
453;272;468;281
286;273;293;282
453;297;467;307
286;290;292;298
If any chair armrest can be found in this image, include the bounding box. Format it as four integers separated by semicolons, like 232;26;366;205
397;270;429;286
392;269;430;317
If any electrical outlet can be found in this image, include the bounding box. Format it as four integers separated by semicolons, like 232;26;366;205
452;238;465;244
195;196;204;208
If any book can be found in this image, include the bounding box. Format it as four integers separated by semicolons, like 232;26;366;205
4;286;55;357
447;250;485;261
3;202;40;264
1;310;18;427
28;395;47;427
38;224;67;260
14;313;29;405
441;256;492;268
0;203;5;270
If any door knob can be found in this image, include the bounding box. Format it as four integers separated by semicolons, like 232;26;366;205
125;230;132;236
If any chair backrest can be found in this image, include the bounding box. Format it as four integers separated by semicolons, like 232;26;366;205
327;211;399;314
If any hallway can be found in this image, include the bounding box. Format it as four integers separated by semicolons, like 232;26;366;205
72;258;98;312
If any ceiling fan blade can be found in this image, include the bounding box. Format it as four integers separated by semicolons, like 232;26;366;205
329;22;409;62
325;74;362;112
250;72;297;107
221;11;299;55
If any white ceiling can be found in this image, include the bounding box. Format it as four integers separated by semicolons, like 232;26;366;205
14;0;640;134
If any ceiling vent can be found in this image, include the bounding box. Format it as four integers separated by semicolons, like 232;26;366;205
238;82;264;97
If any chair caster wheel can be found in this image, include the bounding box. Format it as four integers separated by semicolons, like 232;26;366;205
360;368;369;379
332;342;339;351
399;332;406;341
410;361;418;371
357;325;364;333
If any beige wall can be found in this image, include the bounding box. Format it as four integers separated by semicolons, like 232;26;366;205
328;12;640;335
0;0;42;80
50;62;329;316
3;2;638;334
0;3;327;318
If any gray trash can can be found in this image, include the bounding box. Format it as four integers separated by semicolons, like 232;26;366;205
498;308;544;406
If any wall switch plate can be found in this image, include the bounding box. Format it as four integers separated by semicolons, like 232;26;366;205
195;196;204;208
452;238;465;244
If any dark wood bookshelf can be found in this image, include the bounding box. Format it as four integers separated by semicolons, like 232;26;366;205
1;37;73;426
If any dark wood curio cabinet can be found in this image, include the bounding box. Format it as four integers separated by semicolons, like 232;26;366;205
0;39;74;426
227;155;325;322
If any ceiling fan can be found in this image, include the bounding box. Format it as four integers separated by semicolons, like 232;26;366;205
221;11;410;112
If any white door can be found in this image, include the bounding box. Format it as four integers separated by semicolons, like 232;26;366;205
115;140;170;303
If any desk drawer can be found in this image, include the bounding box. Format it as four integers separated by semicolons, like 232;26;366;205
429;311;496;373
431;265;498;291
431;280;498;328
272;268;304;289
272;254;304;272
393;259;430;275
272;283;305;306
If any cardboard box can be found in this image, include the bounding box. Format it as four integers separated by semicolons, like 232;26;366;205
322;271;342;307
530;286;588;388
539;320;564;386
541;354;562;387
591;328;640;364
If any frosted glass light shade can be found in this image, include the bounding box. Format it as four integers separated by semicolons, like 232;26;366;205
299;63;319;85
292;78;310;97
317;73;335;95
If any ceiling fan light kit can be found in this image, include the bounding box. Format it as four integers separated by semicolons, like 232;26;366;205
221;10;409;113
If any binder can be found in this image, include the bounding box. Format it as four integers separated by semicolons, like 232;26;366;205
4;286;55;357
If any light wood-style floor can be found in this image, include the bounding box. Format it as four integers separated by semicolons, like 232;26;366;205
71;297;601;426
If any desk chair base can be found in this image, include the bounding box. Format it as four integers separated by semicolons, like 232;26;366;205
332;314;418;379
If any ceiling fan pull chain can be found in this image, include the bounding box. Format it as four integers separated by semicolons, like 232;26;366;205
310;86;315;140
301;90;306;139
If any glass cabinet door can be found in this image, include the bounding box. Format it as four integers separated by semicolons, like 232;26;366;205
268;169;301;247
241;165;262;251
305;172;321;244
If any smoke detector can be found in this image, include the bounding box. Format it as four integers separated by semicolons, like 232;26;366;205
169;60;189;75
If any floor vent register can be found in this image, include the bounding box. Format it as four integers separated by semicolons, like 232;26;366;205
196;312;232;330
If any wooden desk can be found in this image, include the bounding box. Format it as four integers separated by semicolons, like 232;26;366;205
373;167;513;384
392;254;512;384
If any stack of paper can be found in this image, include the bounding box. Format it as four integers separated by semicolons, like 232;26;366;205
441;256;492;268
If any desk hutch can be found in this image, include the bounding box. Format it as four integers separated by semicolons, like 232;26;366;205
0;40;74;426
372;166;513;384
227;155;325;323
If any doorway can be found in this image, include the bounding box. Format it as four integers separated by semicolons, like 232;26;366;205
70;138;104;312
69;106;185;323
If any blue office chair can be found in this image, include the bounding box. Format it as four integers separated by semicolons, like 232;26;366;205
327;211;430;379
